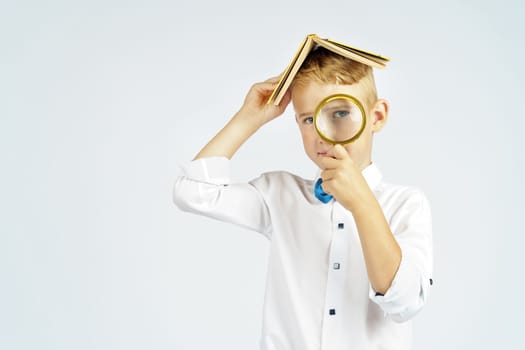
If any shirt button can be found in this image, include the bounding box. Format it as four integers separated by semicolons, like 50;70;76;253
333;263;340;270
338;223;344;229
329;309;336;315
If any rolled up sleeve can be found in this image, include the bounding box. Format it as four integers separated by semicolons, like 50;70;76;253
369;189;433;323
172;157;272;238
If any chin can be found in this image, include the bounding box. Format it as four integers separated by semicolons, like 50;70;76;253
306;155;320;167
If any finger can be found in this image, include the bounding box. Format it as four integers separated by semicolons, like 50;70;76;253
320;168;338;182
317;155;340;170
324;144;349;160
319;177;336;195
252;80;279;91
264;75;283;84
247;82;279;103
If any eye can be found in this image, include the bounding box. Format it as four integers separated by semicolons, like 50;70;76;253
333;110;350;118
303;116;313;125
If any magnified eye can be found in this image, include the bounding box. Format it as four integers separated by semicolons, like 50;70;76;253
333;110;350;118
315;95;365;144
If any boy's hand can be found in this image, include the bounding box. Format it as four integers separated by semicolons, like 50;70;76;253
318;144;374;212
193;75;291;160
237;76;291;129
319;144;403;295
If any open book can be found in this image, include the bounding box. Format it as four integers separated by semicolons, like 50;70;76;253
267;34;390;105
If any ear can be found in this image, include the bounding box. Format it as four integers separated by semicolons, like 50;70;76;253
370;99;389;133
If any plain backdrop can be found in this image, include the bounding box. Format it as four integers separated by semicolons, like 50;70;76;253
1;0;524;349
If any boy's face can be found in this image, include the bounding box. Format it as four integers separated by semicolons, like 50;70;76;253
291;81;388;171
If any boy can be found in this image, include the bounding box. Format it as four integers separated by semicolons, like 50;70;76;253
173;46;433;350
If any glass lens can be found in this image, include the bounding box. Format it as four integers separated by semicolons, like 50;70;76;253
314;96;365;144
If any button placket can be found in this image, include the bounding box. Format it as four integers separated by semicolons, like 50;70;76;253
320;204;350;349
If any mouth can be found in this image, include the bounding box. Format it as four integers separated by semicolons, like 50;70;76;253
317;151;329;156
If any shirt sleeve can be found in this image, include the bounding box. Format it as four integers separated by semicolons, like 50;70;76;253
172;156;272;239
369;188;433;323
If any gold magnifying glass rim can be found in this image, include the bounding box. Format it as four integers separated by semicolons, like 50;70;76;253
313;93;367;145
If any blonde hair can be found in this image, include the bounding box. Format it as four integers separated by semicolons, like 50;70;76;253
292;47;378;109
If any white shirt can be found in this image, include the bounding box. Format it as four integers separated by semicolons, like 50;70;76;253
173;157;433;350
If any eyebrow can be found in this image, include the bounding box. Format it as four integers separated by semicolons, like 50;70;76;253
297;112;313;118
297;105;351;118
323;105;353;112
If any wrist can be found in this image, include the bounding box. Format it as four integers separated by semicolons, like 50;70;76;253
345;188;378;216
232;109;265;134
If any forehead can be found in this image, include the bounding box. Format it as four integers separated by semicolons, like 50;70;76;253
292;81;367;115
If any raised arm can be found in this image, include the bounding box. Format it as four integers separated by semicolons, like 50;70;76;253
194;76;291;160
173;76;292;237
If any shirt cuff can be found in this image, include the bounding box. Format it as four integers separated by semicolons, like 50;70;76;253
368;254;429;322
179;156;231;185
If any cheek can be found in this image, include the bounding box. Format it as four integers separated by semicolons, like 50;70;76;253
346;133;369;151
299;129;317;154
299;126;315;142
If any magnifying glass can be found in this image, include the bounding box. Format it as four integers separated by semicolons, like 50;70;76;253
313;93;367;203
314;93;366;145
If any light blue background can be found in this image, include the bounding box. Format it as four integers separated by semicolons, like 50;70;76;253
1;0;524;349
